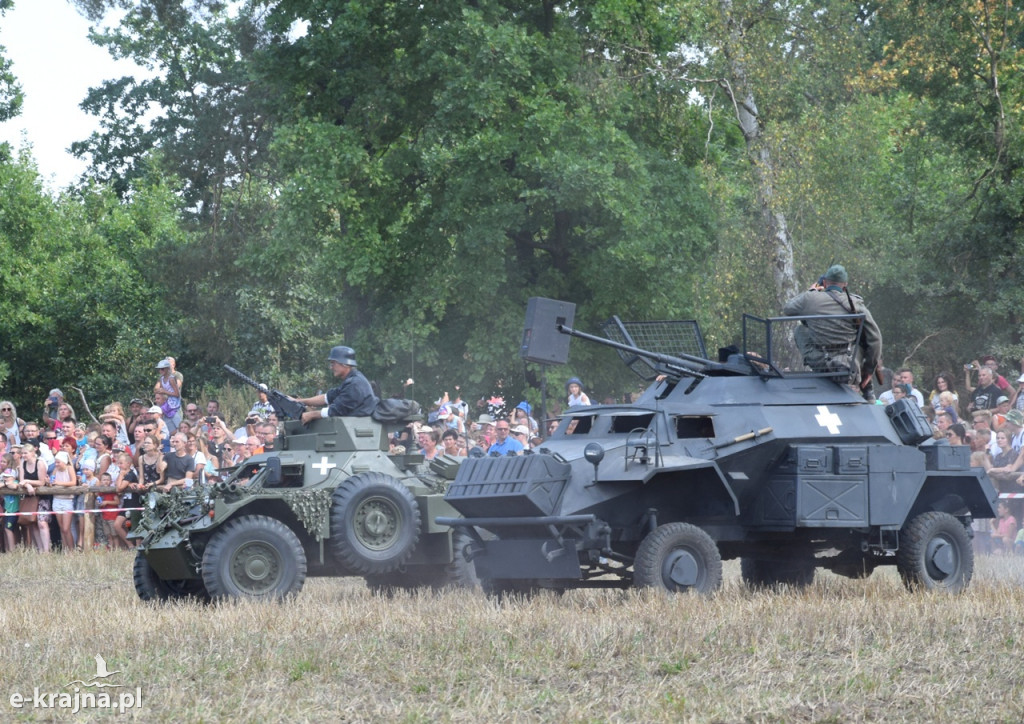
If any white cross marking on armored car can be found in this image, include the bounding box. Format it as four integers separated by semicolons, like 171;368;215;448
312;457;337;476
815;405;843;435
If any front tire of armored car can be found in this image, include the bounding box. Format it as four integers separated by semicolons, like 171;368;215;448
896;511;974;592
201;515;307;601
633;522;722;594
330;472;421;576
133;551;209;602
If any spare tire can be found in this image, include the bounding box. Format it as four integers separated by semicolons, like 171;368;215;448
329;472;421;575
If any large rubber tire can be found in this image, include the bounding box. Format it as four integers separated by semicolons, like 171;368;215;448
329;472;421;575
133;551;209;602
740;554;816;590
896;511;974;592
634;522;722;594
201;515;307;600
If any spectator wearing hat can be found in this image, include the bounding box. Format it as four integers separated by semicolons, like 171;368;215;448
146;405;171;451
993;396;1013;430
488;419;524;456
156;357;183;431
247;390;273;422
513;401;539;435
566;377;591;407
511;425;531;450
126;398;151;439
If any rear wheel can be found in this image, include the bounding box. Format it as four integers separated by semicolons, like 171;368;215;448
896;511;973;592
201;515;307;600
133;551;209;602
633;523;722;594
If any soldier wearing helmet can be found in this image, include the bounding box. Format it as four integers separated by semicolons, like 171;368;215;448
294;345;378;423
783;264;882;399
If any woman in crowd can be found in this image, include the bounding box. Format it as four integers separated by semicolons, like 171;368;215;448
136;434;167;494
50;451;77;552
928;373;960;416
417;426;440;462
0;401;23;444
48;402;77;436
92;434;113;481
946;423;967;448
18;443;50;551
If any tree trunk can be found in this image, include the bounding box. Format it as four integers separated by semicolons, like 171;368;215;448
720;0;801;366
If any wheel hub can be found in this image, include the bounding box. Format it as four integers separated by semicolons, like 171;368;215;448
354;496;401;550
926;537;955;578
231;541;280;593
663;549;700;587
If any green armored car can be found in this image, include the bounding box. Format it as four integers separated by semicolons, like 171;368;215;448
133;371;474;601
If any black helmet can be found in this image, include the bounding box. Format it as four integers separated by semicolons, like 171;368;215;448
327;345;358;367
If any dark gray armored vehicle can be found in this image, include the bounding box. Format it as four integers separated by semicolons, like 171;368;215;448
133;370;474;601
440;311;998;594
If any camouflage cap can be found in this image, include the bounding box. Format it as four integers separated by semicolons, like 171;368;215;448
1005;409;1024;427
823;265;848;283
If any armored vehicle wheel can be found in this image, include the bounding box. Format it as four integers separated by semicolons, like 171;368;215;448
896;511;973;592
740;554;816;589
201;515;307;600
634;522;722;594
330;471;421;575
133;551;209;602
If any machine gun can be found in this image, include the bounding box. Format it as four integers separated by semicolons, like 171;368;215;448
556;322;719;381
223;365;307;421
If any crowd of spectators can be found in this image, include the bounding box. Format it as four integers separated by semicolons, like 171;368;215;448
0;357;284;553
880;355;1024;555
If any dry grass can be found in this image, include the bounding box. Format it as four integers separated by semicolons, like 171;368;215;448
2;551;1024;722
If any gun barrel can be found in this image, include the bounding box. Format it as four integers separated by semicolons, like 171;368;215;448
224;365;261;390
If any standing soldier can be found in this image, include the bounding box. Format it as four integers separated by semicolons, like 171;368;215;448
783;264;882;399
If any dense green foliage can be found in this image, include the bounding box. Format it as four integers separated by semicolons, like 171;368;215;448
1;0;1022;413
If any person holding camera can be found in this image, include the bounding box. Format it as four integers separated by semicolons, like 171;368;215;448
783;264;882;398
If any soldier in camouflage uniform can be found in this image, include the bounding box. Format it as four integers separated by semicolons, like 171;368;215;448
783;265;882;396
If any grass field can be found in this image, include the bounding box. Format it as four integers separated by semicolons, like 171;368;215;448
2;549;1023;723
